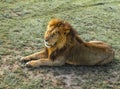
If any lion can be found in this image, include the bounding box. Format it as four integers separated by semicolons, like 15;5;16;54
21;19;114;67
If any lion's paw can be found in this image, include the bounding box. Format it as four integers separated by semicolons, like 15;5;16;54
25;61;39;68
21;57;30;62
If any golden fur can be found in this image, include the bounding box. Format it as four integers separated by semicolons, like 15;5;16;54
21;19;114;67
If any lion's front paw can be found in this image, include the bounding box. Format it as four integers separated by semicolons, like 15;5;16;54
25;61;40;68
21;56;31;62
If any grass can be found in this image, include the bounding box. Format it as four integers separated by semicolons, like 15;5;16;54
0;0;120;89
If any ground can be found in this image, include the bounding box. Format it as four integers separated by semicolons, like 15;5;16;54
0;0;120;89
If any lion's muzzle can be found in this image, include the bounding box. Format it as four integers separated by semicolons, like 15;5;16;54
44;40;51;48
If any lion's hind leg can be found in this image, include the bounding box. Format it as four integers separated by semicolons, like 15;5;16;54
88;40;114;65
98;50;114;65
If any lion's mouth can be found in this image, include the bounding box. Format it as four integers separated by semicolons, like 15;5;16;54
44;40;57;48
44;41;51;48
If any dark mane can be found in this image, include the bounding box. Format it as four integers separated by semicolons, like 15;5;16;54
49;46;67;61
69;27;84;44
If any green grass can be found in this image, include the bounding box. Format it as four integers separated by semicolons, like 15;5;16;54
0;0;120;89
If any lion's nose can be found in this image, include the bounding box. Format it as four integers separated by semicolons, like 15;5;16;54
45;39;48;42
45;38;49;42
45;35;50;42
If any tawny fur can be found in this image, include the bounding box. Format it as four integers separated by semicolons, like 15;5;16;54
21;19;114;67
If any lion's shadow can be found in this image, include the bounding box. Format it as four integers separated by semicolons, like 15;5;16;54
28;59;119;77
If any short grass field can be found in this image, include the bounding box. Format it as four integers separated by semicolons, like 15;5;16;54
0;0;120;89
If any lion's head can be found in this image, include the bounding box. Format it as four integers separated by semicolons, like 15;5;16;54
44;19;72;48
